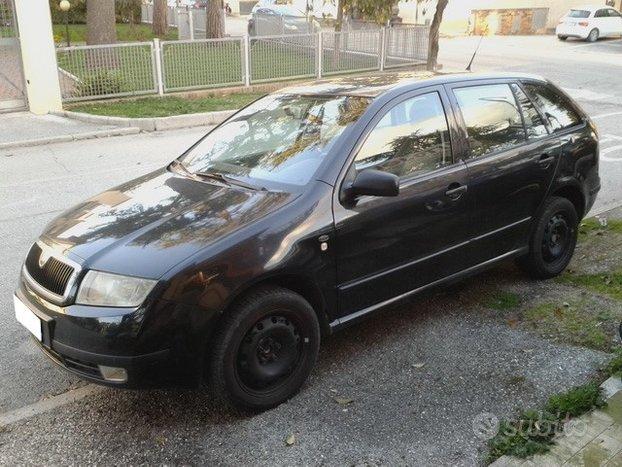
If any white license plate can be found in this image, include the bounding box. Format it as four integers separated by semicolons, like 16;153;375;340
14;295;42;341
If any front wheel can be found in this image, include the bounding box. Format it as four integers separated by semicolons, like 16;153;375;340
208;286;320;411
557;35;568;41
587;28;599;42
516;197;578;279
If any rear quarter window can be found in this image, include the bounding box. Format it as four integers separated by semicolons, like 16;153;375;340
522;82;583;132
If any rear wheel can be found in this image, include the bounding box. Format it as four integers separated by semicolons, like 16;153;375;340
587;28;599;42
516;197;578;279
557;35;568;41
208;286;320;411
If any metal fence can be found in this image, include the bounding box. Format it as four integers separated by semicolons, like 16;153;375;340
57;42;157;101
141;4;178;27
161;37;244;92
56;26;429;102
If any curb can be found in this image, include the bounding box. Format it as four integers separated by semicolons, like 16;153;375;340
0;126;141;150
53;109;236;132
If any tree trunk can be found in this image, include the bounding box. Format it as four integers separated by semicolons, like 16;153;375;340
206;0;225;38
153;0;169;37
426;0;448;71
86;0;116;45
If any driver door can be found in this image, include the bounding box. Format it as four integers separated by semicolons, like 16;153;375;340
333;88;473;320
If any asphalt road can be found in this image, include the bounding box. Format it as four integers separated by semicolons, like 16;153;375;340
1;34;621;465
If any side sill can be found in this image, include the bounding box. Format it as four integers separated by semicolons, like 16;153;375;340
329;247;528;331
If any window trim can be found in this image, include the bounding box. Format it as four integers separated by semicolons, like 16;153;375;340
336;85;462;205
510;82;551;141
445;79;530;161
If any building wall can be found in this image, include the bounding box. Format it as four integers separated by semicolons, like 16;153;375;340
398;0;622;34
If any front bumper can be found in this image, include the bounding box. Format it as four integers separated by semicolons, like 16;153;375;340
15;278;204;388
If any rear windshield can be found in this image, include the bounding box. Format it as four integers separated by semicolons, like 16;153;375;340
567;10;590;18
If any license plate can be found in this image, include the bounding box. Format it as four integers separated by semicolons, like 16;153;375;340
14;295;42;341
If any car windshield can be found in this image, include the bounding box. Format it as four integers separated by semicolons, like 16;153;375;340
179;94;372;188
567;10;590;18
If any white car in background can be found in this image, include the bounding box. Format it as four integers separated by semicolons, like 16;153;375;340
556;5;622;42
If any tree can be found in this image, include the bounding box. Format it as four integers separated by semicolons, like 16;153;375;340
153;0;168;37
206;0;225;38
427;0;448;70
86;0;116;45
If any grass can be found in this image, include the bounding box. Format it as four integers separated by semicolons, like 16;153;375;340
558;271;622;302
485;291;521;311
487;382;606;463
67;93;265;118
606;349;622;378
523;302;618;352
578;217;622;241
53;23;178;44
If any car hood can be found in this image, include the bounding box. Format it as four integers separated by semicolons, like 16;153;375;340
41;168;295;279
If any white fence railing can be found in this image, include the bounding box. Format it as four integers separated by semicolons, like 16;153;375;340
56;26;429;102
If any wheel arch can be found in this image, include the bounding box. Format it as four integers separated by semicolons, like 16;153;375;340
550;183;586;220
222;273;333;336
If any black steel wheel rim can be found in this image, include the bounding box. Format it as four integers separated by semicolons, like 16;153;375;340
236;315;302;392
542;213;570;262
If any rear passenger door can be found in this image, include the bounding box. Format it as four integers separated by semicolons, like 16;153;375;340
446;80;561;264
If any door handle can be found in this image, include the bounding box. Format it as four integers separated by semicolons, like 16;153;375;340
445;184;467;200
537;153;555;168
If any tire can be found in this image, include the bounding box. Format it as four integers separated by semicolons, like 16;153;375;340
587;28;599;42
208;286;320;411
557;35;568;41
516;196;578;280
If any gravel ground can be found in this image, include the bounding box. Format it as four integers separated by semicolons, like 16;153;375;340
0;272;611;465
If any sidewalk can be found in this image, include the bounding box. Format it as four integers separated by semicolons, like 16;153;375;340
494;378;622;466
0;112;139;150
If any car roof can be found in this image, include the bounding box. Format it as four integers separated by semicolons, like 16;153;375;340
571;5;604;12
277;70;547;98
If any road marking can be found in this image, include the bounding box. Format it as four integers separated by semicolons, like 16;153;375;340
563;88;614;103
592;111;622;120
0;384;102;427
601;145;622;162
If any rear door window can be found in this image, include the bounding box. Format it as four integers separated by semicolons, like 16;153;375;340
510;83;548;139
522;82;583;132
567;10;590;18
594;9;608;18
453;84;525;158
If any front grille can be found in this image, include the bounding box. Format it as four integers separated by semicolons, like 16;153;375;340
24;243;75;297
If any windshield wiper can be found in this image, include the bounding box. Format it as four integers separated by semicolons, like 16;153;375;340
171;161;266;191
195;171;267;191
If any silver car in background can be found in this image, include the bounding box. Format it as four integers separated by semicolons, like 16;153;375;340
248;4;319;36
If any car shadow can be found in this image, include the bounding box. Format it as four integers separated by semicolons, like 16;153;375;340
85;261;530;424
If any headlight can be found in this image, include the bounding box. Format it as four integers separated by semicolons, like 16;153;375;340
76;271;157;307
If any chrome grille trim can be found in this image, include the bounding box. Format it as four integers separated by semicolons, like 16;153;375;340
22;241;82;305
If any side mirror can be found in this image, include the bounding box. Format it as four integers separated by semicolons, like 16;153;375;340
345;169;400;199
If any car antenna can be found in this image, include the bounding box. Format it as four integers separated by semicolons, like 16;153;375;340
466;35;484;71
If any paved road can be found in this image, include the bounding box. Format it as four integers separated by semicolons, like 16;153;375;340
0;34;621;464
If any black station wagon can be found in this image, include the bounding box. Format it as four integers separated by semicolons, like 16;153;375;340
15;72;600;410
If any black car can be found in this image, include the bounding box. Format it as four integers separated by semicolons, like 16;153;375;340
15;72;600;411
